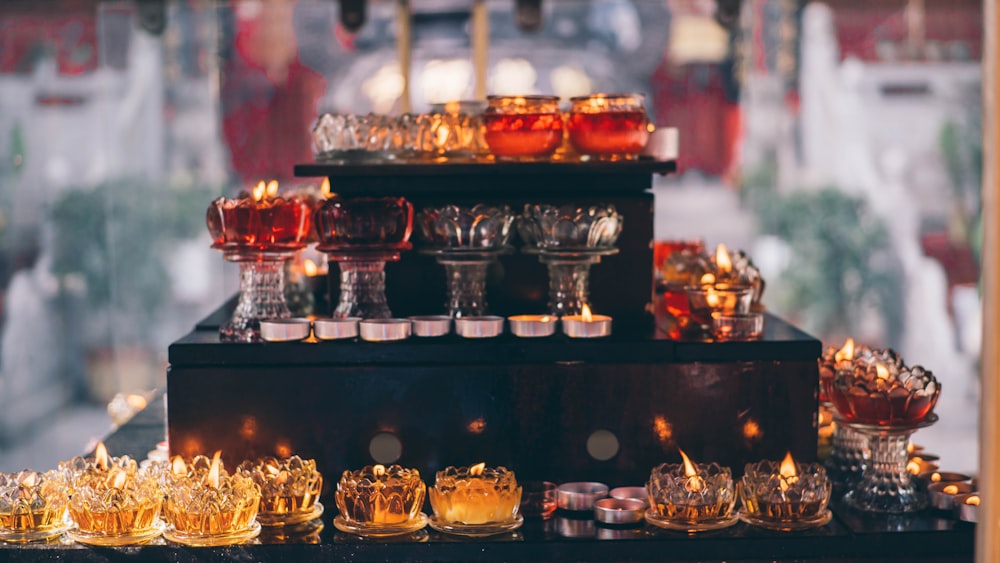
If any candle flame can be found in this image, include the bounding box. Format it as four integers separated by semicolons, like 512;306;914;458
706;288;720;308
19;473;37;488
171;456;188;476
470;462;486;477
678;449;704;492
303;259;318;277
779;451;799;492
582;304;593;322
930;472;942;483
95;442;109;470
835;338;855;362
266;180;278;198
444;101;461;114
700;272;716;286
715;244;732;273
875;364;890;381
321;177;332;198
206;451;222;489
373;464;386;478
540;316;551;322
252;181;266;201
943;484;960;494
907;442;915;454
906;460;921;475
966;495;981;506
111;469;127;490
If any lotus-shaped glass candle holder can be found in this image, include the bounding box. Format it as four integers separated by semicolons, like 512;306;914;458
567;93;650;161
162;453;261;546
428;463;523;537
518;204;622;316
483;95;563;160
315;197;414;318
67;464;164;546
238;456;323;527
205;182;313;342
829;348;941;513
333;464;427;537
417;204;515;317
817;338;867;488
739;453;832;531
0;470;72;543
645;450;737;532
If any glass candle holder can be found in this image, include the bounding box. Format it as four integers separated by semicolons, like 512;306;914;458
519;481;557;519
483;95;564;160
238;456;323;527
684;284;754;329
645;450;737;532
428;463;523;537
567;93;650;160
739;453;833;531
333;464;427;537
67;463;164;546
206;183;314;342
830;354;940;426
315;196;414;319
711;311;764;341
162;453;261;546
0;470;72;543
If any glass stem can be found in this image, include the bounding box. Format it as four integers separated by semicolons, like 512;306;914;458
441;260;490;317
546;261;592;316
846;428;925;513
825;423;869;487
221;260;291;342
334;260;391;319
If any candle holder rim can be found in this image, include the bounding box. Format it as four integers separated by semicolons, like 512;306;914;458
569;92;646;102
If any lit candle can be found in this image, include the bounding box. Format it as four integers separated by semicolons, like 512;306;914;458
429;463;522;529
739;452;833;531
561;304;613;338
0;470;72;542
508;315;558;338
927;481;976;510
238;456;324;527
162;452;261;546
334;464;426;533
646;449;737;532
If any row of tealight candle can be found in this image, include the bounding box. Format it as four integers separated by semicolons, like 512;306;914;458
0;444;322;546
259;306;613;343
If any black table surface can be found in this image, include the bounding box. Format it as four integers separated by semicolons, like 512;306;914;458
0;393;975;562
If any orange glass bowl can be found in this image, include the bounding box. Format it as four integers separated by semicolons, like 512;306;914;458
206;193;313;257
567;93;650;159
829;351;940;425
482;95;564;160
314;197;414;251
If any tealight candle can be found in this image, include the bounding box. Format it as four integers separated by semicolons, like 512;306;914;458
0;470;72;543
238;456;323;527
508;315;558;338
428;463;523;536
162;452;261;546
739;452;833;531
561;304;612;338
645;449;737;532
333;464;427;537
907;457;940;476
917;471;972;489
956;493;980;522
684;284;753;328
927;482;976;511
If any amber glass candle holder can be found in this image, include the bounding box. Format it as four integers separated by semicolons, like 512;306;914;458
818;339;867;487
162;453;261;546
567;93;650;160
238;456;323;527
206;182;314;342
0;470;72;543
316;196;414;319
483;95;564;160
645;451;737;532
739;453;832;531
67;463;164;546
333;464;427;537
428;463;523;537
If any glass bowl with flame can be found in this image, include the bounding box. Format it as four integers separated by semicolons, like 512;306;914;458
739;452;832;531
333;464;427;537
645;449;737;532
566;93;651;161
0;470;72;543
428;462;523;537
238;456;323;528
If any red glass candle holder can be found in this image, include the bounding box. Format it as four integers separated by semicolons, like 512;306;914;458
483;96;563;160
829;351;940;426
567;93;650;160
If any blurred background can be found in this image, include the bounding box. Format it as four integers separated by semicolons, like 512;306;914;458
0;0;983;473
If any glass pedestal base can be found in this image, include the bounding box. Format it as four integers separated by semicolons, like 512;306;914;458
220;255;296;343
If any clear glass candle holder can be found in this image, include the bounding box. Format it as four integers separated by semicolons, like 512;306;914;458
238;456;323;527
162;453;262;546
566;93;650;160
67;464;164;546
0;470;72;543
428;463;523;537
684;284;754;329
333;464;427;537
483;95;564;160
645;451;737;532
739;454;832;531
711;311;764;341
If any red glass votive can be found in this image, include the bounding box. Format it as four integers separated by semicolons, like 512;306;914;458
483;96;563;159
206;190;313;254
314;197;414;250
567;93;650;159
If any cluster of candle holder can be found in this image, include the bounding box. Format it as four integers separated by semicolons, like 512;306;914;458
313;93;654;164
818;338;942;513
656;242;765;341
